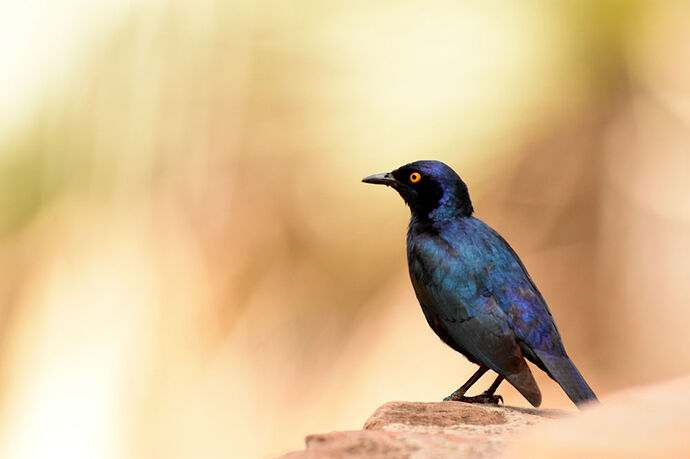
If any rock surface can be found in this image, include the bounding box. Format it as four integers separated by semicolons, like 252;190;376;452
280;376;690;458
279;401;564;458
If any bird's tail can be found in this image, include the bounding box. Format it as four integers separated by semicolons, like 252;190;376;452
505;366;542;408
535;350;598;407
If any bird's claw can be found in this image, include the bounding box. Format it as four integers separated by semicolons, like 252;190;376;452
444;392;503;405
443;388;465;402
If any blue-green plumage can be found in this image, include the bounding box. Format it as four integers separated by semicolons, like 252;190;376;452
363;160;597;408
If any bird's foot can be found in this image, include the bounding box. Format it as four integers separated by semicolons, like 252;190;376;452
444;391;503;405
443;387;465;402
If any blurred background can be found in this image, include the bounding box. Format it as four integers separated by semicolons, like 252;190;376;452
1;1;690;458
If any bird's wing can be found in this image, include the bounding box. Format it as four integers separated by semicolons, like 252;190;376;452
408;234;541;406
473;221;567;359
477;222;597;404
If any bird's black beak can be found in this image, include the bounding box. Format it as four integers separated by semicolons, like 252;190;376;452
362;172;398;186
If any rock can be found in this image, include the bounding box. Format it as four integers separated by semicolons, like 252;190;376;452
279;377;690;458
363;401;509;429
279;401;565;458
280;430;466;459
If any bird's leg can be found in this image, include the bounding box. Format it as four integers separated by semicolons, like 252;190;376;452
443;366;488;401
470;375;505;405
484;375;504;396
445;371;505;405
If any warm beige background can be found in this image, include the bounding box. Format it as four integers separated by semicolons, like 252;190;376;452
1;1;689;458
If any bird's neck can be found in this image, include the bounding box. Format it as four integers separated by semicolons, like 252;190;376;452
408;213;433;237
409;195;472;230
408;208;469;237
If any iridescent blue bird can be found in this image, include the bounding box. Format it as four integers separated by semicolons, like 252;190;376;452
363;160;597;408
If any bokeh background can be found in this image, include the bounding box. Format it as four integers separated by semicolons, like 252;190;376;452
1;1;690;458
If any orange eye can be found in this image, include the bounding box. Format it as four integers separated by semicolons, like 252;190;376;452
409;172;421;183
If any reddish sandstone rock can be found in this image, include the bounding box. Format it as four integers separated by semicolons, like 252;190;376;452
279;401;563;459
279;429;486;459
279;377;690;458
364;401;508;429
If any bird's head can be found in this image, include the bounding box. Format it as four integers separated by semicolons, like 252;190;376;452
362;160;474;220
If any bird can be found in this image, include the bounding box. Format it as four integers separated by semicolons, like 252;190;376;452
362;160;597;408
